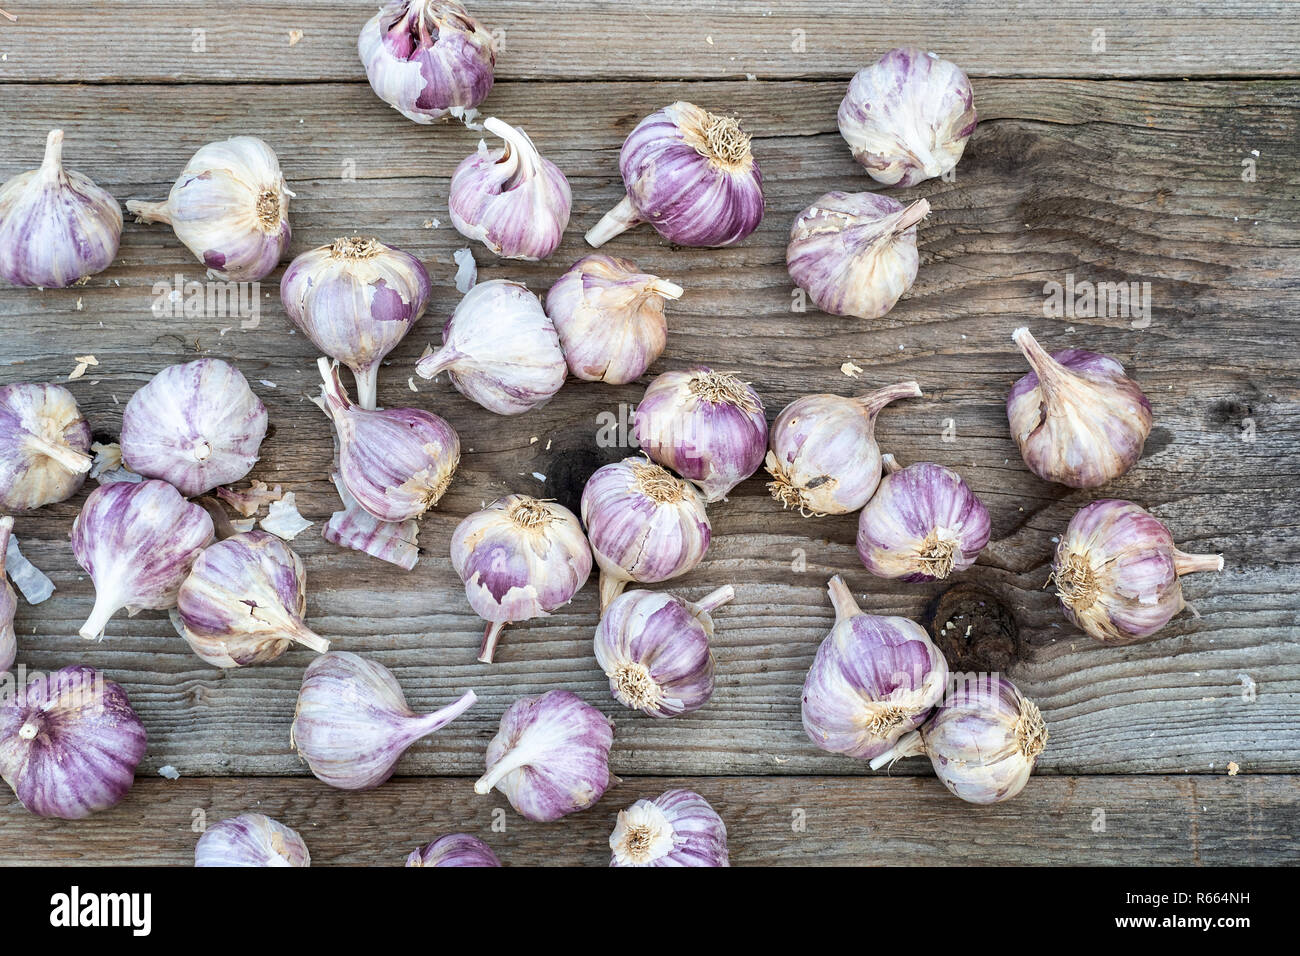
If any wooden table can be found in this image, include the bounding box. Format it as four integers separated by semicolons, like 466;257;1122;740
0;1;1296;866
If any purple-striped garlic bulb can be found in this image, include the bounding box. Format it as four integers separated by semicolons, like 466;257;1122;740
0;382;92;512
281;237;431;409
838;48;977;187
802;575;949;760
475;689;615;822
195;813;311;867
856;454;990;582
127;136;292;281
449;119;571;261
416;279;566;415
610;789;729;867
581;457;711;609
634;367;767;502
406;833;501;867
291;651;477;791
787;193;928;320
71;480;214;641
1052;499;1223;644
546;254;682;385
594;585;732;718
120;359;268;497
1007;327;1153;488
450;495;592;663
318;358;459;522
174;531;330;667
766;381;921;516
0;665;147;819
0;130;122;288
586;102;764;249
0;517;16;672
357;0;496;125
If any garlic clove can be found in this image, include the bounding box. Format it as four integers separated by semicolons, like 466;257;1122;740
405;833;501;867
0;382;93;512
609;789;729;867
194;813;311;867
0;516;17;672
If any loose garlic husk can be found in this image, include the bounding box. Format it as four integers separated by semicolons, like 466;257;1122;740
194;813;311;867
594;586;732;718
415;279;566;415
406;833;501;867
0;517;16;672
787;193;928;320
449;119;571;261
839;48;977;187
0;130;122;288
766;381;921;516
127;136;293;281
0;382;92;512
1052;499;1224;644
581;457;711;609
281;236;431;409
450;495;593;663
475;689;615;822
610;789;729;867
1007;327;1153;488
546;254;682;384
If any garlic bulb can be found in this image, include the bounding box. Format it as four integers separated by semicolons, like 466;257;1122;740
787;193;928;319
195;813;311;867
0;382;92;512
839;48;977;187
0;665;147;819
856;454;990;582
450;495;593;663
581;457;711;609
802;576;949;760
358;0;496;125
126;136;292;281
475;689;615;822
586;101;764;248
406;833;501;867
281;236;431;409
318;358;459;522
415;279;566;415
1052;499;1224;644
766;381;921;516
0;130;122;288
1007;327;1153;488
546;254;682;385
610;789;729;867
594;586;732;718
175;530;330;667
120;358;268;497
0;517;16;672
71;480;214;640
633;367;767;502
291;651;477;791
449;119;571;261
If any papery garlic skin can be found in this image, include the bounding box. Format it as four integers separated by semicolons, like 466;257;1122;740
581;457;711;609
0;382;92;512
406;833;501;867
126;136;292;281
194;813;311;867
0;517;16;672
587;102;764;249
0;665;147;819
120;359;268;497
787;193;927;320
71;480;215;641
450;119;571;261
0;130;122;288
450;495;593;663
281;236;431;409
856;455;990;582
416;279;566;415
610;789;729;867
1007;328;1153;488
475;689;615;822
839;48;977;187
1052;499;1224;644
766;382;921;516
291;651;477;791
594;586;732;718
802;576;949;760
546;254;681;384
358;0;496;125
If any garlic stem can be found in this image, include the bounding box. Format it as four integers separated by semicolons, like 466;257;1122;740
25;433;93;475
478;620;508;663
881;453;902;475
892;198;930;233
868;729;924;770
352;364;380;411
483;117;541;185
474;730;544;795
826;574;862;622
692;585;734;615
124;199;173;225
585;195;645;248
412;689;478;737
648;279;684;300
287;622;331;655
414;346;456;381
857;381;923;418
317;357;352;414
598;571;629;611
0;8;17;23
39;129;64;180
1011;327;1067;388
79;589;121;641
1173;550;1225;576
